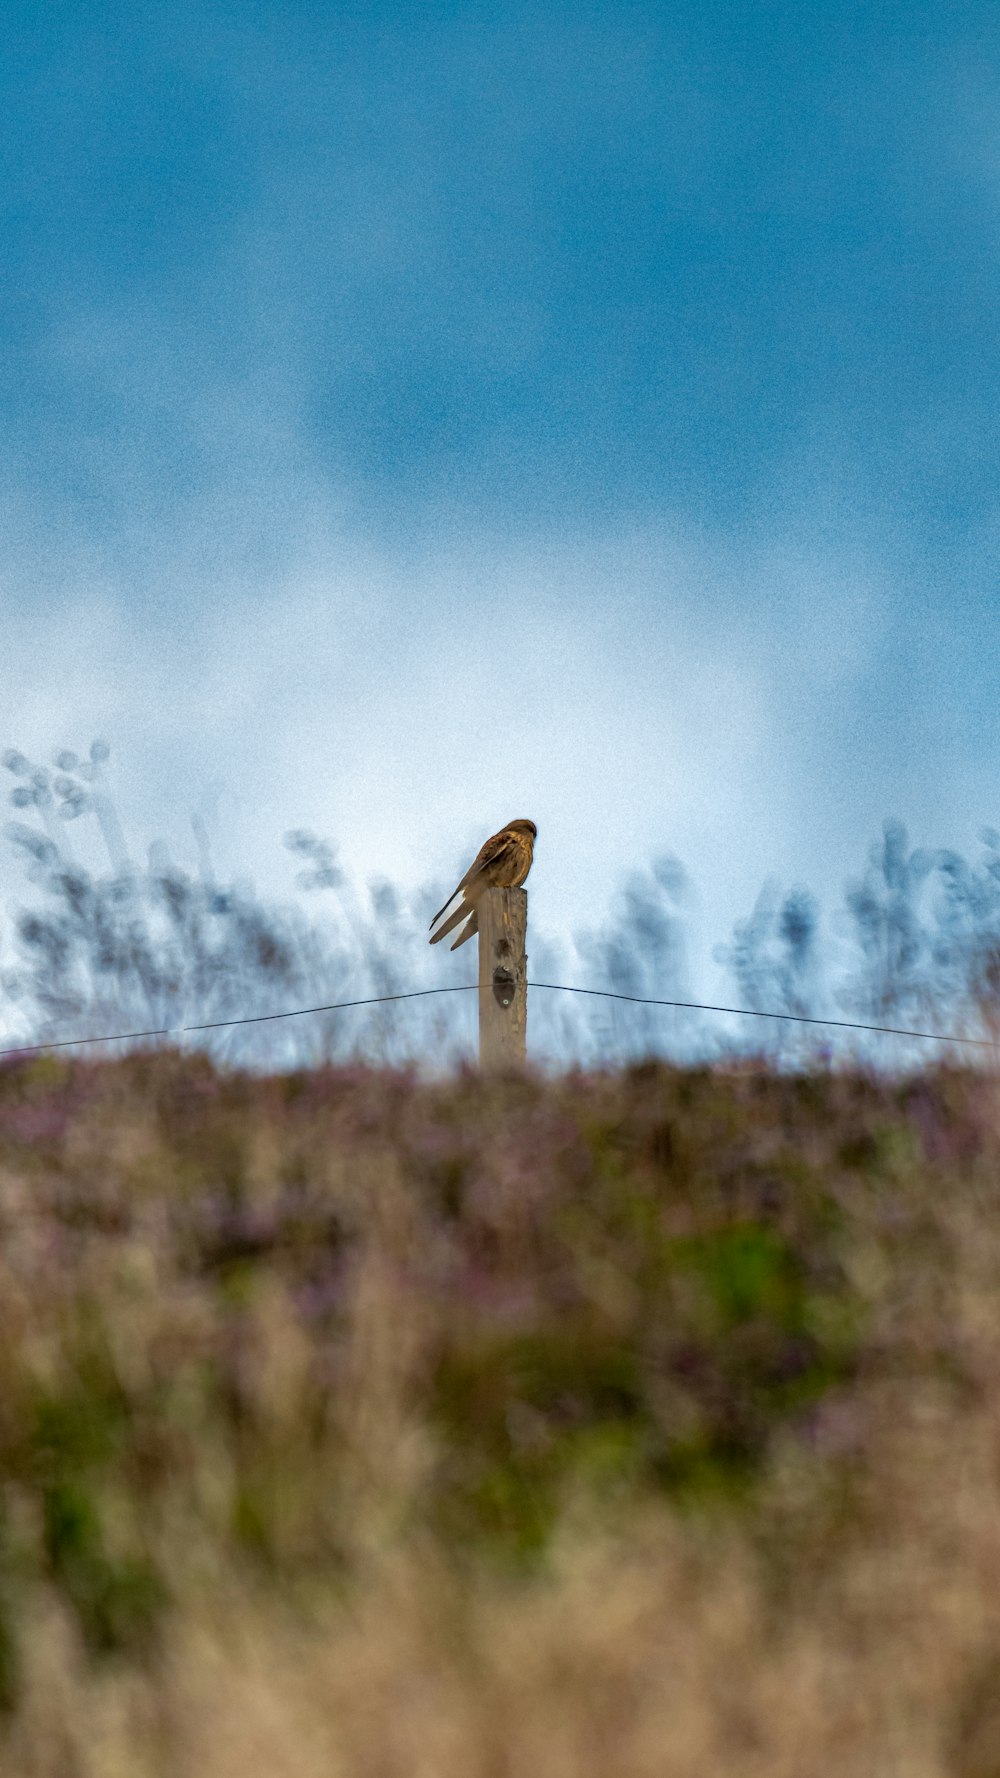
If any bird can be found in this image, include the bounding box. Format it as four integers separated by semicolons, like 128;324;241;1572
429;819;537;950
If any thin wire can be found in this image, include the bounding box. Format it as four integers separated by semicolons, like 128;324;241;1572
0;980;995;1060
183;984;476;1034
0;984;479;1059
529;983;998;1050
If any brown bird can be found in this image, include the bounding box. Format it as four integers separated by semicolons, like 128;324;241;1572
429;819;537;950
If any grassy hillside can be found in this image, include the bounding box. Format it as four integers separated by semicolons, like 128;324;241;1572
0;1051;997;1775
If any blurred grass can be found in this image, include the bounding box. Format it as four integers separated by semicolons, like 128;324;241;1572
0;1052;997;1773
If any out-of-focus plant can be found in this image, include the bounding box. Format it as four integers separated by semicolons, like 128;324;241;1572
1;744;343;1066
0;745;477;1067
0;1051;874;1653
841;820;936;1028
929;829;1000;1041
574;856;693;1062
716;882;822;1058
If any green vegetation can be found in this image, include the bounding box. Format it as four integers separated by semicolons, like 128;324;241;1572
0;1052;995;1773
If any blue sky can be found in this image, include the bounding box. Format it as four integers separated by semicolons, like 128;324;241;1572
3;0;1000;1005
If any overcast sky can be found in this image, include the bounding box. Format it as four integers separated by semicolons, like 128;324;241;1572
3;0;1000;1008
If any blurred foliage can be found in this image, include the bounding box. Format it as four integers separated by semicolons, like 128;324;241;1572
0;1047;991;1697
5;740;1000;1069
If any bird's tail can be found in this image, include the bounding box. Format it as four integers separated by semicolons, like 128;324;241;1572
449;908;478;950
429;897;473;946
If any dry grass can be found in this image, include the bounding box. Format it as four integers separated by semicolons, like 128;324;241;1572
0;1052;998;1776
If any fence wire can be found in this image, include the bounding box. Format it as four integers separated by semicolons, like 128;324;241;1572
0;980;995;1060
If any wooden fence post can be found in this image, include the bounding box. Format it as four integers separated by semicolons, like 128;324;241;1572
478;886;527;1068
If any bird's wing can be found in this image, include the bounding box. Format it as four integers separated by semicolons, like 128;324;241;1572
428;828;517;930
429;885;463;929
466;829;519;884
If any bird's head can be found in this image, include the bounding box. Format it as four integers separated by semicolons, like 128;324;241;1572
509;819;537;839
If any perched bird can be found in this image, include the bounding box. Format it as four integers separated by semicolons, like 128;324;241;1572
429;819;537;950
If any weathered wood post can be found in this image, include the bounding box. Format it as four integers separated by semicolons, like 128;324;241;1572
478;885;527;1068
